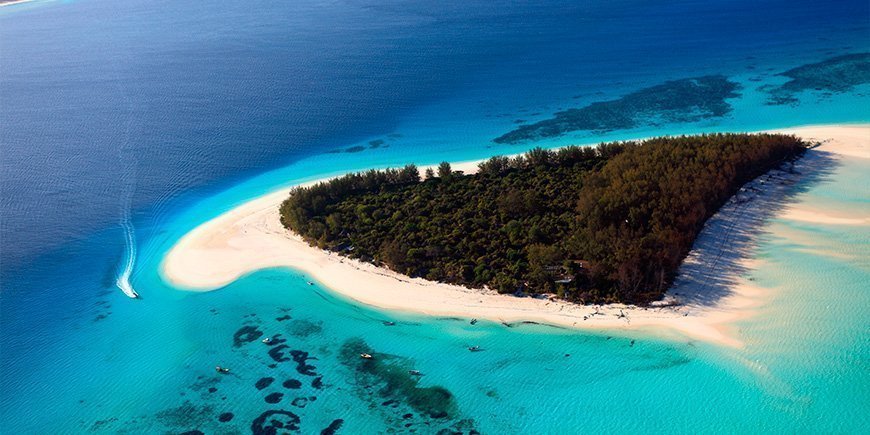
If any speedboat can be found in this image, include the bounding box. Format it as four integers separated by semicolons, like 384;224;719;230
383;321;396;326
215;366;230;374
262;337;272;344
468;346;481;352
408;370;423;376
360;353;373;359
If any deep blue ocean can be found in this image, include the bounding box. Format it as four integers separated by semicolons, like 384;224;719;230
1;0;869;433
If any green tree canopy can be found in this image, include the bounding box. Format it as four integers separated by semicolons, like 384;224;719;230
281;134;806;304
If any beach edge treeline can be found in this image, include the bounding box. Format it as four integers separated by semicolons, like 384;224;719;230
281;134;806;304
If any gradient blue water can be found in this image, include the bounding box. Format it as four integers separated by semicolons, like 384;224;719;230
1;0;868;432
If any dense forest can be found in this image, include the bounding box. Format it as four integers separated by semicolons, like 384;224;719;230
280;134;806;304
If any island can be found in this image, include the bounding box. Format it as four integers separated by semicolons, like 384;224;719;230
280;134;806;304
162;124;868;347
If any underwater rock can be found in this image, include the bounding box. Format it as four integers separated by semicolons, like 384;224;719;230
288;319;323;337
283;379;302;389
766;53;870;105
233;325;263;347
256;377;275;390
251;410;300;434
289;350;318;376
265;392;284;404
268;345;291;362
218;412;234;423
155;401;213;430
339;338;457;420
188;375;220;393
320;418;344;435
264;334;287;347
89;417;117;431
311;376;324;389
494;75;741;144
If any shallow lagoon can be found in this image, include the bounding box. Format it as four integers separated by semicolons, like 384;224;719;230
3;139;867;433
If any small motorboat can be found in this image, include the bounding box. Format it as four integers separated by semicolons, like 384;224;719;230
307;281;314;286
468;346;482;352
360;353;373;360
262;337;272;344
215;366;230;374
470;318;478;325
408;370;423;376
382;321;396;326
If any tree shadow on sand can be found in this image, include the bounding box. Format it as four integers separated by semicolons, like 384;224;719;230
668;147;840;307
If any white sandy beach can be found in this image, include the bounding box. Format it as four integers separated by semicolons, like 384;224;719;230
0;0;40;7
162;124;869;348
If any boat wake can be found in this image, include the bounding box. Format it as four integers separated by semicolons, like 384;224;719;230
117;213;139;298
114;72;139;299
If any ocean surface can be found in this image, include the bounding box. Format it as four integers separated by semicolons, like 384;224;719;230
1;0;868;433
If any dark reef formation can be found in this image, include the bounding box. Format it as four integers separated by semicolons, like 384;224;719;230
268;345;291;362
287;319;323;337
283;379;303;389
251;410;301;434
493;75;740;144
256;377;275;390
311;376;324;389
154;401;214;430
289;350;318;376
233;325;263;347
339;338;457;420
765;53;870;105
320;419;344;435
264;392;284;404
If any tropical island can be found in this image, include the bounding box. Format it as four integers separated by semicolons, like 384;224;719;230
280;134;806;304
162;124;867;346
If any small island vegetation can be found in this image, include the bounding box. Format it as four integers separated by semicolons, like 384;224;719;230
281;134;806;304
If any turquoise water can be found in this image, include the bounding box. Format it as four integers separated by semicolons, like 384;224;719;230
2;0;869;433
6;156;869;433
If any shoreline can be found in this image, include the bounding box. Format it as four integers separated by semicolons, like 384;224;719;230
0;0;40;7
161;124;869;348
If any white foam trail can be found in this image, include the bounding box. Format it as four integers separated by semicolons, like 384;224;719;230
117;213;139;298
114;69;139;299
